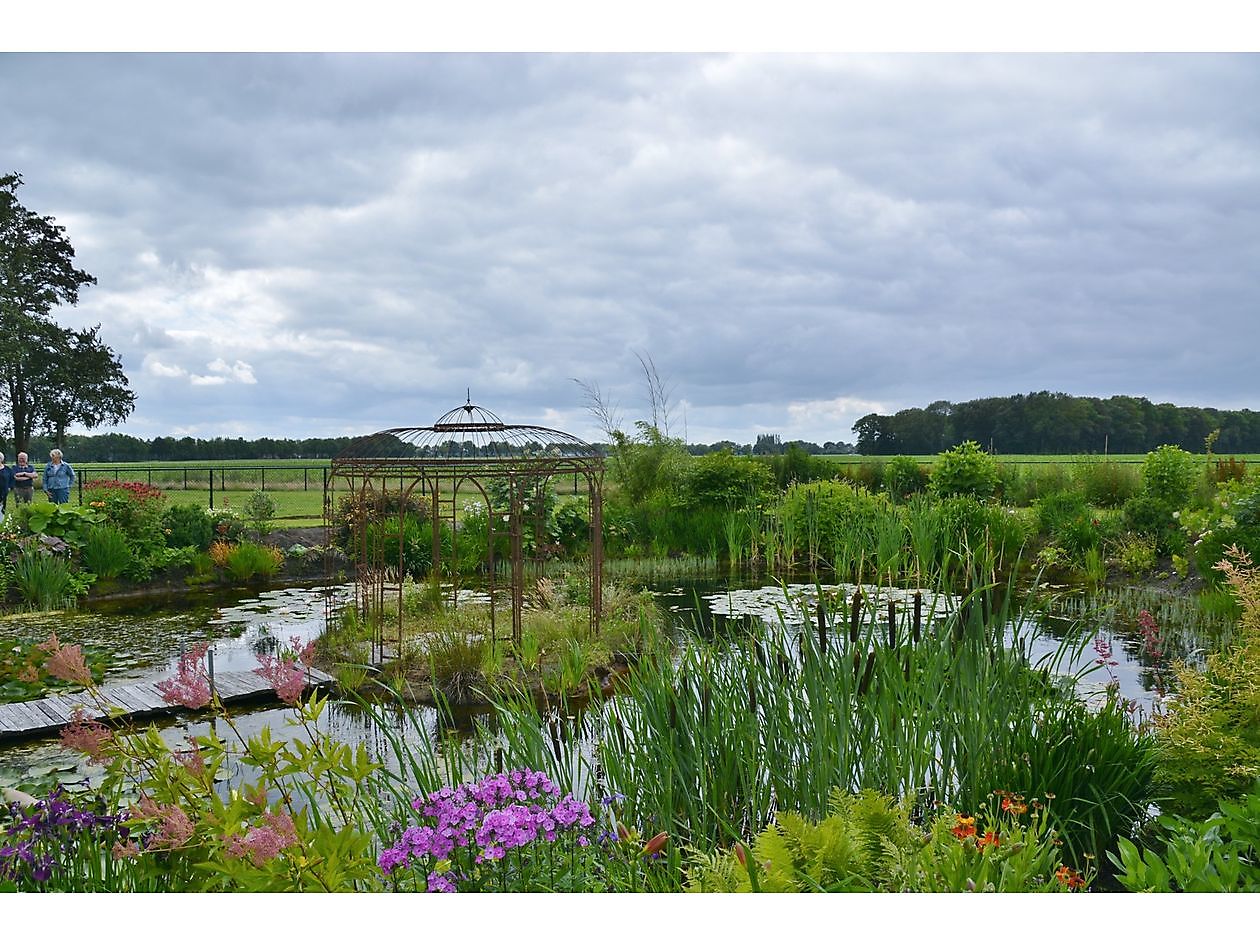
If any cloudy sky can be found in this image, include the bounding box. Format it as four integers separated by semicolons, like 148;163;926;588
1;52;1257;445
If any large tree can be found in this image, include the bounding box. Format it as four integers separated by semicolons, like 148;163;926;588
0;172;134;453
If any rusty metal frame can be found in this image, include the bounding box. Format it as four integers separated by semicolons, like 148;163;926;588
324;400;604;661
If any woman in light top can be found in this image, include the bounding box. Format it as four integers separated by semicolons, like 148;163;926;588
43;449;75;504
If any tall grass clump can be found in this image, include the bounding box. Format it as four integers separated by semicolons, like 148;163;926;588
479;567;1152;870
223;541;284;582
79;524;134;580
14;547;77;610
1075;460;1141;508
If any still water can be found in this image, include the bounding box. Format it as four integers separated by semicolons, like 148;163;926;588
0;574;1229;791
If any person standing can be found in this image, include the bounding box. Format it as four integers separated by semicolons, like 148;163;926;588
0;452;10;511
44;449;75;504
11;452;36;503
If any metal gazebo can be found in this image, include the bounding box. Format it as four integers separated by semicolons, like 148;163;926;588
325;399;604;658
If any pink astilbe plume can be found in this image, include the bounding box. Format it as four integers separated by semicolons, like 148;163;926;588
156;643;212;709
37;632;94;687
225;811;300;866
60;708;113;764
174;739;206;777
255;652;305;705
289;635;317;666
133;797;195;849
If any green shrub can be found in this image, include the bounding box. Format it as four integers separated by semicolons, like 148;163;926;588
206;508;246;543
1111;533;1157;577
547;498;590;553
1001;463;1074;506
1123;494;1185;556
1155;548;1260;818
242;490;278;537
1142;445;1198;509
162;503;214;551
332;489;430;551
82;480;166;550
362;516;450;578
79;524;134;580
931;441;999;499
882;456;929;501
779;480;885;567
1075;460;1141;508
1034;489;1089;538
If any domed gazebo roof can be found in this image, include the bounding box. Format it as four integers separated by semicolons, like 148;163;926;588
331;398;603;475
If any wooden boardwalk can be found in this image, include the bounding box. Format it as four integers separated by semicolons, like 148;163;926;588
0;668;336;743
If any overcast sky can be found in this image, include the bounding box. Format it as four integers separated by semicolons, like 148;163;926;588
1;53;1257;445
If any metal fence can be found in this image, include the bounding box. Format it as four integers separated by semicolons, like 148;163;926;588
75;465;331;517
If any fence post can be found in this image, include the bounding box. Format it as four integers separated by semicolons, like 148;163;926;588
209;469;214;509
184;469;188;490
304;467;308;491
77;472;83;506
261;467;266;492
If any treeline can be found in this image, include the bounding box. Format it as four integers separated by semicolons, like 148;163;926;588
7;433;356;463
852;393;1260;455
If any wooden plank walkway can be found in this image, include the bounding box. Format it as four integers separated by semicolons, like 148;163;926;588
0;668;336;743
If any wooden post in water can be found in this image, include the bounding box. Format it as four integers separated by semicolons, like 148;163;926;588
887;600;897;649
913;592;923;644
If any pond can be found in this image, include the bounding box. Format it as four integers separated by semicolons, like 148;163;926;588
0;573;1230;794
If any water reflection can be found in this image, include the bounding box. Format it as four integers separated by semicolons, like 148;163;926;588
0;575;1233;790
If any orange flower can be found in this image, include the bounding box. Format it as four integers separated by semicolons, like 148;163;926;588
950;815;977;841
1055;865;1085;889
1001;796;1027;815
642;831;669;856
977;830;1000;851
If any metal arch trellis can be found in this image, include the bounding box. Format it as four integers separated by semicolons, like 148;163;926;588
323;399;604;662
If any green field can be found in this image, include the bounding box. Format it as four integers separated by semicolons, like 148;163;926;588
64;460;591;527
818;453;1260;465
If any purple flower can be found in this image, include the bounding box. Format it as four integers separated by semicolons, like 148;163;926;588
426;871;457;892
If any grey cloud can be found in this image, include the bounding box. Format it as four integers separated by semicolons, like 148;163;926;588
0;53;1256;444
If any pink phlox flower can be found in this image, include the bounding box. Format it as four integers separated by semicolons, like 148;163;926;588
39;633;94;687
255;652;305;704
156;643;212;709
59;708;112;764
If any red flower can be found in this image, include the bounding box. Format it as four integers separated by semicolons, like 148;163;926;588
951;815;977;841
977;830;1000;851
1055;865;1086;889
